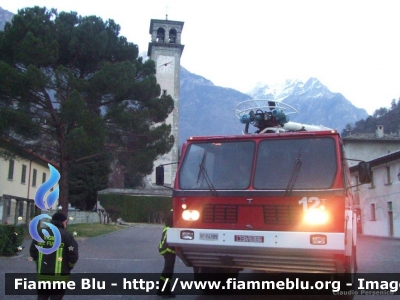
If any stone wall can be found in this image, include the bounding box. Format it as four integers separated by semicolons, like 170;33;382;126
66;210;100;224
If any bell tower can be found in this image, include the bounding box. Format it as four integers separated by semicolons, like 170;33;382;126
148;17;184;186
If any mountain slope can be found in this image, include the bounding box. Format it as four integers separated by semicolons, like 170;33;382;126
248;78;368;132
179;72;369;145
342;99;400;136
0;7;13;30
179;67;251;145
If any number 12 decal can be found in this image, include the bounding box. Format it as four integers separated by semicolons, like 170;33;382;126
299;197;323;211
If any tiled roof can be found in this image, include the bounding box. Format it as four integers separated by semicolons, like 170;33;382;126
343;133;400;141
0;138;59;168
23;148;59;168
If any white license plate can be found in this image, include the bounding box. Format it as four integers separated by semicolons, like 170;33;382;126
234;235;264;243
200;233;218;241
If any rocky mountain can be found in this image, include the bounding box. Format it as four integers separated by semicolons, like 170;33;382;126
0;7;13;30
179;68;251;145
179;70;369;145
248;78;369;132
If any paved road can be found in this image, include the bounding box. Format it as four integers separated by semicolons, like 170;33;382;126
1;224;399;299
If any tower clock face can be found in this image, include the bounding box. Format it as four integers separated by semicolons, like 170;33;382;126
157;55;175;73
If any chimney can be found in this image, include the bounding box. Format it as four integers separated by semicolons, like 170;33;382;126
376;125;384;138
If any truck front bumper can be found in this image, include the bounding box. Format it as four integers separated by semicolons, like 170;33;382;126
167;228;346;273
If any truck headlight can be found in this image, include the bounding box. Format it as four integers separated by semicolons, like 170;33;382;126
304;207;328;225
182;210;200;221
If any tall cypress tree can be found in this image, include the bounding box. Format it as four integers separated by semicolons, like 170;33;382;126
0;7;174;214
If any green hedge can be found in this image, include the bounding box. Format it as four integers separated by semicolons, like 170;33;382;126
0;224;25;256
98;194;172;223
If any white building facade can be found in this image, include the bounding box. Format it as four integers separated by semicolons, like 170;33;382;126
351;151;400;237
0;147;58;225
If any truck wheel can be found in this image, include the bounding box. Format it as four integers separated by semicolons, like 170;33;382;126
193;266;204;281
193;266;240;292
193;266;217;281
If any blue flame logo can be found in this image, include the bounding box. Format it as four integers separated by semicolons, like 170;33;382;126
35;164;60;210
29;164;62;255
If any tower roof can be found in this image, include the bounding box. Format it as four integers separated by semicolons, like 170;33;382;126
149;19;184;34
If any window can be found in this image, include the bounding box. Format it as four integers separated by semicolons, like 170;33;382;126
8;159;14;180
6;199;11;217
18;201;24;217
163;90;167;96
32;169;37;187
354;192;360;206
355;175;360;191
169;29;177;43
385;166;392;185
179;141;255;190
254;137;337;189
371;203;376;221
42;172;47;184
156;28;165;42
388;201;393;212
369;172;375;189
21;164;27;184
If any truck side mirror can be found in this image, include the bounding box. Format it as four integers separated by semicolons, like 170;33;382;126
358;161;372;184
156;165;164;186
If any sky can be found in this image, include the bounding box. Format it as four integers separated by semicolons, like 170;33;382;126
2;0;400;115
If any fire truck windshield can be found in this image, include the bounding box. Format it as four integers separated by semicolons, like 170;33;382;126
254;137;337;189
179;137;337;190
180;141;255;190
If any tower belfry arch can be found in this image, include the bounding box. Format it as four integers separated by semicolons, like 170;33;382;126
147;18;184;187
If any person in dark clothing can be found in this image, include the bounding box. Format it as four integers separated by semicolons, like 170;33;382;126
30;212;79;300
157;209;176;298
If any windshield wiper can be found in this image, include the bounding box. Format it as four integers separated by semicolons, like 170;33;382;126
198;163;217;195
285;150;302;196
196;152;217;195
196;152;207;185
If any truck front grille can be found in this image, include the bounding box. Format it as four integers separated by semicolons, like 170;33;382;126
202;204;238;223
263;205;303;225
201;204;303;225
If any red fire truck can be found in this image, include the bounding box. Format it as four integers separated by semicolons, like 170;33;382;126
156;100;371;279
